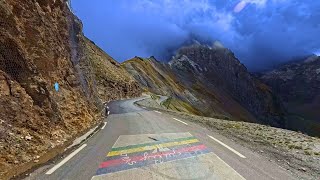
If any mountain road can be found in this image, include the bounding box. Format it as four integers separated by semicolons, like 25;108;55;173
25;97;295;180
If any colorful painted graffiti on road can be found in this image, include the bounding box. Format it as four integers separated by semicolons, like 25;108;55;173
95;135;211;176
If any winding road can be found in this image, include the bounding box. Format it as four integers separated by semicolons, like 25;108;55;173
26;97;295;180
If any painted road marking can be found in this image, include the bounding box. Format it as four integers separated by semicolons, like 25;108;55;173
98;144;209;175
207;135;246;158
107;111;110;115
46;144;87;175
92;152;247;180
173;118;188;125
101;122;107;130
92;153;212;180
95;133;211;176
107;138;199;157
111;136;195;152
154;110;162;114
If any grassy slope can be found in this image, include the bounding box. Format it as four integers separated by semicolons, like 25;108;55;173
123;58;202;115
122;58;256;121
123;58;185;94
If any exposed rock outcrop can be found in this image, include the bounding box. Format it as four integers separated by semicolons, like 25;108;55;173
0;0;141;178
259;55;320;136
80;37;140;102
170;44;285;125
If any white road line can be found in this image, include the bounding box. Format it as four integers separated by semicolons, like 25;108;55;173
107;111;110;115
46;144;87;175
207;135;246;158
154;110;162;114
214;155;246;179
173;118;188;125
101;122;107;130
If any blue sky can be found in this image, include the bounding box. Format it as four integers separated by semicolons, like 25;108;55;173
72;0;320;70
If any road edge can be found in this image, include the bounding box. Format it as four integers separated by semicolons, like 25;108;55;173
11;109;109;180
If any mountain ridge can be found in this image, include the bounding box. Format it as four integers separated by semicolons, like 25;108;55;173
258;55;320;136
123;43;285;127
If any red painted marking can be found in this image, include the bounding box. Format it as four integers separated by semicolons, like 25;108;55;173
99;144;207;168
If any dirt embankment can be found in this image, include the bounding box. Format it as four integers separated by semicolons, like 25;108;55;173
0;0;141;179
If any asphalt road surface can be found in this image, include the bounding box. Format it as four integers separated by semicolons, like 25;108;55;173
26;97;295;180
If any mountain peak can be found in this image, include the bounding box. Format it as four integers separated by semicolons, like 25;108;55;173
191;39;202;46
212;41;225;50
304;54;319;63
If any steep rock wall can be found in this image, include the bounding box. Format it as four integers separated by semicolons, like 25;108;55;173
0;0;141;178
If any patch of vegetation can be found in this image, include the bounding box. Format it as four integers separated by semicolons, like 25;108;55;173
288;144;303;150
304;150;313;155
161;96;173;109
150;93;160;100
159;96;202;115
171;99;202;115
224;123;242;129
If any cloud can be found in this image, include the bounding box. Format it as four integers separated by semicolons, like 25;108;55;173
127;0;234;31
119;0;240;55
72;0;320;71
234;0;290;13
234;1;248;13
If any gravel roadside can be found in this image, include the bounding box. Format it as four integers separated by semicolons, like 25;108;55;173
136;98;320;180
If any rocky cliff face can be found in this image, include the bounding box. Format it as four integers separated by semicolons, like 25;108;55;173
170;44;285;125
123;43;285;126
0;0;141;178
80;37;141;102
259;55;320;136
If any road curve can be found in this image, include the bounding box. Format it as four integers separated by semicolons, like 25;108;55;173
26;97;295;180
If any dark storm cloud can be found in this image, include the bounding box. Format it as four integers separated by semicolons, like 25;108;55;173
72;0;320;70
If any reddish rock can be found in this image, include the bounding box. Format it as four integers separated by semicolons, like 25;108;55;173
0;0;141;178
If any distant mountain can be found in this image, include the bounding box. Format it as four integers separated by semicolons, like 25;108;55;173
123;43;285;126
259;55;320;135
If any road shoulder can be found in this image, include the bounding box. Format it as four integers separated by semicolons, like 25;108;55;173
135;98;320;180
